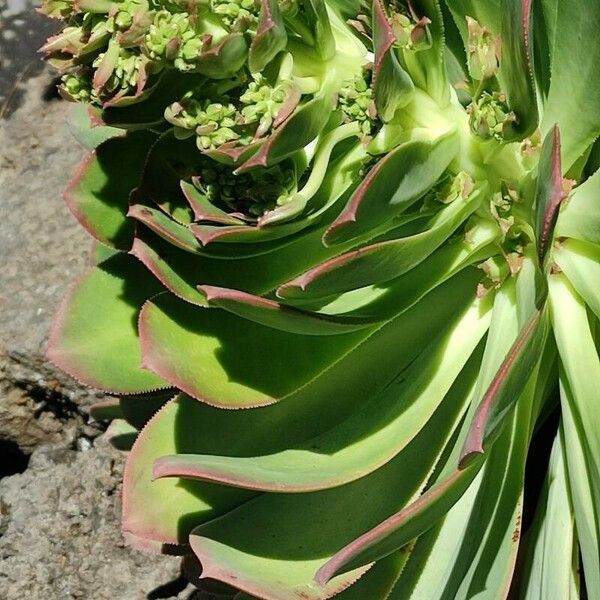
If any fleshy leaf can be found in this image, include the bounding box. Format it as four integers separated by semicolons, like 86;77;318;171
237;92;334;172
498;0;538;140
324;131;459;245
196;33;249;79
65;131;156;249
68;103;124;150
195;286;374;335
153;295;487;491
248;0;287;73
541;0;600;169
555;165;600;245
181;181;245;226
372;0;415;121
280;183;483;299
48;253;167;393
122;395;256;546
138;292;371;407
459;307;548;466
553;238;600;320
534;125;566;261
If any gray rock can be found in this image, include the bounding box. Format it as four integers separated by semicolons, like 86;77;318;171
0;65;90;357
0;437;195;600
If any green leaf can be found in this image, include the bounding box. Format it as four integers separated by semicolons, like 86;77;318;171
196;33;249;79
459;307;548;466
196;286;374;335
301;0;335;60
517;432;578;600
130;236;209;306
324;131;459;245
372;0;415;121
180;181;245;226
317;278;521;581
541;0;600;170
138;292;372;407
153;295;488;491
498;0;538;140
249;0;288;72
549;273;600;598
409;0;451;106
333;551;410;600
534;126;566;261
68;103;124;150
122;395;256;546
65;131;156;249
99;71;204;129
123;276;480;547
47;253;167;393
555;167;600;245
315;220;498;321
553;238;600;321
188;355;483;600
238;91;334;172
280;183;484;299
444;0;501;39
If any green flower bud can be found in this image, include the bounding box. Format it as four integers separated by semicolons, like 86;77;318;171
106;0;150;33
239;75;292;138
466;16;499;81
338;73;378;136
191;157;296;218
165;94;241;150
210;0;259;28
92;46;145;100
60;71;93;102
468;91;517;141
144;10;201;71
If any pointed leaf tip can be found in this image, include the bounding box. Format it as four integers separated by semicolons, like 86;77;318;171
536;125;570;261
459;308;547;466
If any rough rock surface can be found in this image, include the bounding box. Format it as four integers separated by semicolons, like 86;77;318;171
0;2;197;598
0;440;192;600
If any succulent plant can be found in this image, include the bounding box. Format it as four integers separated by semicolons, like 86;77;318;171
42;0;600;598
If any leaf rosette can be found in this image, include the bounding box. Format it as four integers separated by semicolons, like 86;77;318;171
43;0;600;598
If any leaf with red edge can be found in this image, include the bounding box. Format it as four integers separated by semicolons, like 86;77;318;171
122;395;256;547
280;183;483;299
534;125;568;261
138;292;371;408
152;294;485;492
324;131;459;245
195;33;249;79
65;131;156;249
197;285;374;335
47;252;168;394
459;308;548;467
315;464;482;586
181;181;245;226
236;92;334;172
372;0;415;121
187;344;480;600
129;236;209;305
67;103;124;151
128;204;201;253
248;0;287;72
498;0;538;140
